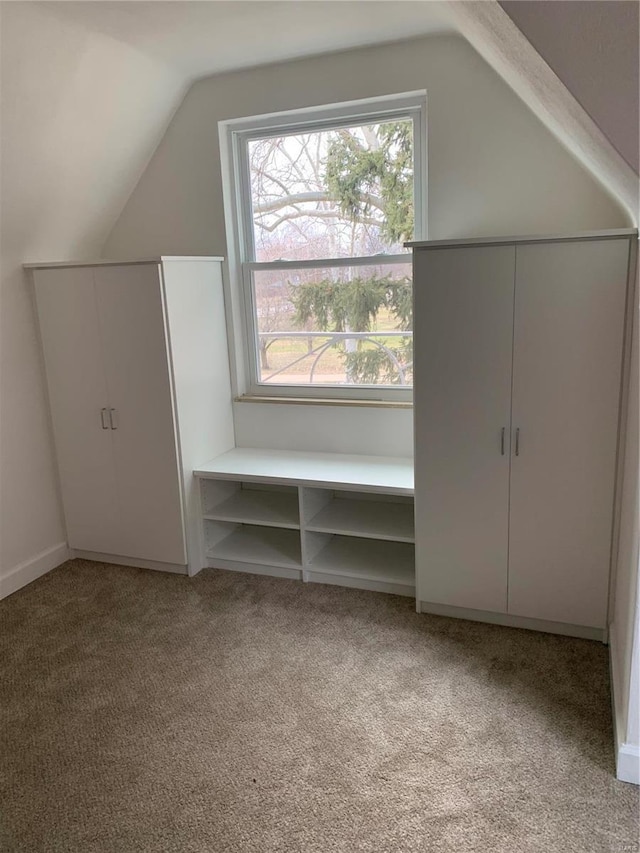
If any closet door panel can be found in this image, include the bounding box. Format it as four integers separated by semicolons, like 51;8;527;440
508;239;629;627
94;265;186;565
34;268;120;553
414;246;515;612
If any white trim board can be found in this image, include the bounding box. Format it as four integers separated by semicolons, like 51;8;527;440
419;600;606;642
616;743;640;786
406;229;637;250
72;550;188;575
206;558;302;582
23;256;224;270
0;542;70;600
610;598;640;784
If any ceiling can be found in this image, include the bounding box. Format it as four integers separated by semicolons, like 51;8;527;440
39;1;454;81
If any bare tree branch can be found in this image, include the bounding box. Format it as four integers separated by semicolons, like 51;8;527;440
254;191;384;215
255;209;381;233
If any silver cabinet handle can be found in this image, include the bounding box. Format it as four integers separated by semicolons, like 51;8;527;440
500;427;505;456
101;408;110;429
109;408;119;430
515;428;520;456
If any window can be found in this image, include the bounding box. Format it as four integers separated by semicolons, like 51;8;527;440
220;93;426;401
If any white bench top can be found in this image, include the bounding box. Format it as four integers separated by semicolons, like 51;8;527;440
194;448;414;495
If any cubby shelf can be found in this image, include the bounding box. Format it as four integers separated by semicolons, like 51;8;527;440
206;524;302;569
204;489;300;529
306;498;414;543
308;536;415;592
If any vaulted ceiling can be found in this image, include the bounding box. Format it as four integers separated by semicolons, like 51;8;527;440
3;0;636;268
501;0;638;173
38;1;455;79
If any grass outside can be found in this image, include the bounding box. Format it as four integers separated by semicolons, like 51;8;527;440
259;310;413;384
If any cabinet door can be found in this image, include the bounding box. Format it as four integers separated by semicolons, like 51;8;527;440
34;268;120;553
93;265;186;565
414;246;515;612
508;239;629;627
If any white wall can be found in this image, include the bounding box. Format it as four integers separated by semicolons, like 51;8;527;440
0;3;186;594
103;34;628;457
610;256;640;782
612;267;639;717
232;403;413;457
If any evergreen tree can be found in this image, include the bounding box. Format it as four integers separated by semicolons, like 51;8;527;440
325;122;414;245
290;121;414;384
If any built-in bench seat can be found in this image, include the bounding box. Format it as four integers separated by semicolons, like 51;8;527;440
194;448;415;596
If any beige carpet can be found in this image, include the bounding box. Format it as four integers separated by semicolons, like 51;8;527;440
0;559;638;853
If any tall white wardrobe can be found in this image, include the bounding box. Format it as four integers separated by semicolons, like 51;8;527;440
411;230;636;640
29;258;235;575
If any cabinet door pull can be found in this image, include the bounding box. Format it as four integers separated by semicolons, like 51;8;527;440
500;427;506;456
109;408;119;430
101;408;110;429
515;428;520;456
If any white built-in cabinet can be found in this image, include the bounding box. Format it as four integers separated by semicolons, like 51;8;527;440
195;448;415;597
28;233;636;641
29;258;234;574
411;232;636;635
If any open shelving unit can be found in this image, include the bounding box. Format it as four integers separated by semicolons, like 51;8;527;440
195;448;415;596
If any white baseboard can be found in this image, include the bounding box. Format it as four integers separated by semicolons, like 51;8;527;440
206;557;302;581
616;743;640;785
0;542;70;600
73;550;188;575
609;629;640;784
419;600;606;641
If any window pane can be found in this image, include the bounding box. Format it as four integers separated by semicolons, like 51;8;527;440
252;262;413;387
248;120;414;262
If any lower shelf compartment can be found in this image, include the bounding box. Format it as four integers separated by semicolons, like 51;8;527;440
308;536;415;596
205;559;303;582
207;524;302;569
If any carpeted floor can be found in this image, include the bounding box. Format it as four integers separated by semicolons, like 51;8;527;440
0;559;638;853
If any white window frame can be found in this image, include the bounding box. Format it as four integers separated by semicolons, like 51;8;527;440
219;92;427;403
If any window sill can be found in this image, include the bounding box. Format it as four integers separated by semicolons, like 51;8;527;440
235;395;412;410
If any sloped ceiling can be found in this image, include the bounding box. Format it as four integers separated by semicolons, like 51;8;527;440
4;0;636;265
1;2;187;261
39;1;454;80
2;1;455;262
501;0;639;174
446;1;638;223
